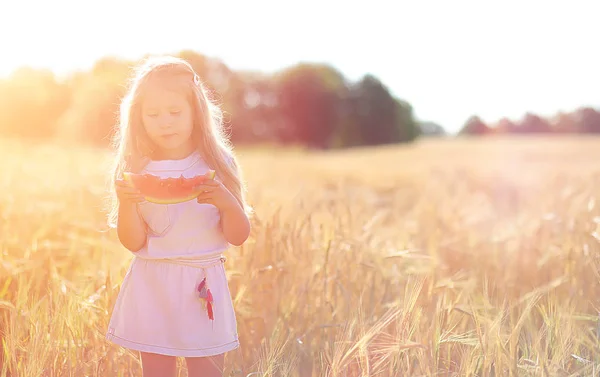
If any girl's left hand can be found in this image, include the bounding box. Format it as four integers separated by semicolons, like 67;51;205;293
194;179;239;213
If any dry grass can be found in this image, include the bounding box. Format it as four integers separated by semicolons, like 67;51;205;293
1;135;600;376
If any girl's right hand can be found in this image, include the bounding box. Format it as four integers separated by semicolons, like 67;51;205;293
115;179;146;204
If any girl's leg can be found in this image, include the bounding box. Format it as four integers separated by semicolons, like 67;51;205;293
140;352;177;377
185;354;225;377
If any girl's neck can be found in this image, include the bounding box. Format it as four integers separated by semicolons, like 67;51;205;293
152;144;197;161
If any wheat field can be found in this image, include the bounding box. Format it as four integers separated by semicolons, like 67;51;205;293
1;136;600;376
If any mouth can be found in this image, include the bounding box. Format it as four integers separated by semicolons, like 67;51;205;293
161;133;177;140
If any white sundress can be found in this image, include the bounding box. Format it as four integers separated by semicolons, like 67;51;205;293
105;151;240;357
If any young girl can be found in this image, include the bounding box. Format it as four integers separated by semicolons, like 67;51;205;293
105;55;252;377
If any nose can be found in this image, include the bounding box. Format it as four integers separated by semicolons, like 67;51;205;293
158;114;173;129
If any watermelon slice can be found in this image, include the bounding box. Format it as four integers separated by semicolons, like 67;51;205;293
123;170;216;204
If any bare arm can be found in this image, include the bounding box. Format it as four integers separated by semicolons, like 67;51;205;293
220;203;250;247
117;202;147;252
114;179;147;252
193;161;251;247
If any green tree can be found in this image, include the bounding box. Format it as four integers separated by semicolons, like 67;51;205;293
342;74;417;146
514;113;551;133
551;112;577;133
459;115;490;135
55;57;132;146
493;117;517;134
418;121;446;137
0;68;70;139
573;107;600;133
273;63;347;148
396;98;420;142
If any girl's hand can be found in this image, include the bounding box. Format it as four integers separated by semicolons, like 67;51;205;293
115;179;146;205
195;179;239;213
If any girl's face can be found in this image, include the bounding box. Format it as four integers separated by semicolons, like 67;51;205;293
140;85;195;160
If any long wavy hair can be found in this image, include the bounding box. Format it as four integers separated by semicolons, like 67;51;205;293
107;55;251;228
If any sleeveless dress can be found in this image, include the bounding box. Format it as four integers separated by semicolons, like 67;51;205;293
105;151;240;357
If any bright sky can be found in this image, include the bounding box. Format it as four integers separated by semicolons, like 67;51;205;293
1;0;598;133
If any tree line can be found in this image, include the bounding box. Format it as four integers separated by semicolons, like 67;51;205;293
0;49;597;149
0;50;420;149
459;109;600;135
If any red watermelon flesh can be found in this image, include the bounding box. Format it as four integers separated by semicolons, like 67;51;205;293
123;170;216;204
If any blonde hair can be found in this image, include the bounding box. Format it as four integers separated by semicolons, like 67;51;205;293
107;55;252;228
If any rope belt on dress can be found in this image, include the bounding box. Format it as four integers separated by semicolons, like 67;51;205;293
134;253;227;321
